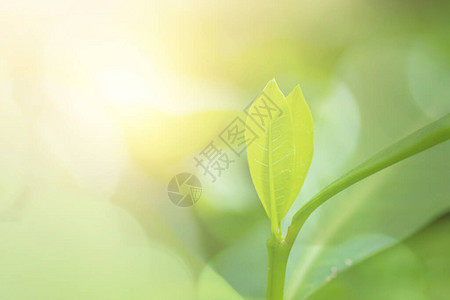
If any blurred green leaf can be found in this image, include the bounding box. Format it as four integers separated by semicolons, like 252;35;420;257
307;213;450;300
198;266;244;300
0;172;196;300
211;221;269;297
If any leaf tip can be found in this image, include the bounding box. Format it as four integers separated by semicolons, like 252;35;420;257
287;85;303;98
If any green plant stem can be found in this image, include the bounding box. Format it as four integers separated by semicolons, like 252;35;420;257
286;113;450;246
266;233;292;300
265;114;450;300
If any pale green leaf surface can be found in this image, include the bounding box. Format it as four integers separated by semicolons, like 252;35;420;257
285;86;314;218
246;80;314;228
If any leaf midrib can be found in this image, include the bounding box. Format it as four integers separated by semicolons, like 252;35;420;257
267;119;279;232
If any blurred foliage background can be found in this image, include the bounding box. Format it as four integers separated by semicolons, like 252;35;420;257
0;0;449;299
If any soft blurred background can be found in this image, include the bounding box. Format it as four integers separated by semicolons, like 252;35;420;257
0;0;449;299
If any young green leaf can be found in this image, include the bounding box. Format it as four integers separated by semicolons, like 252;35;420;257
246;80;314;233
